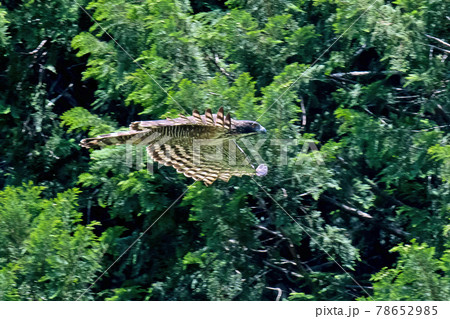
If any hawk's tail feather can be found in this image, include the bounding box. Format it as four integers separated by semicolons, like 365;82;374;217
80;130;153;149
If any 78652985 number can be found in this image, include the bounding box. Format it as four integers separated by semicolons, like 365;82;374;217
376;305;437;316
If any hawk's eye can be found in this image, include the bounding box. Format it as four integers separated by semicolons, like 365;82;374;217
251;123;258;128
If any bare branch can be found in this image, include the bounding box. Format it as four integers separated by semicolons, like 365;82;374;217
436;104;450;123
427;44;450;55
329;70;401;78
256;225;286;239
322;194;373;219
263;260;303;279
266;287;283;301
426;34;450;48
27;39;47;55
300;97;307;127
321;194;409;239
206;54;234;80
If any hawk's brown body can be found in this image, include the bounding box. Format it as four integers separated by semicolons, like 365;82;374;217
81;108;267;185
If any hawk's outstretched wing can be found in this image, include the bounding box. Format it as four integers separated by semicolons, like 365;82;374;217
80;108;267;186
147;138;264;186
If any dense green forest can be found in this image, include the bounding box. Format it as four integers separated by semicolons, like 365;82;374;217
0;0;449;301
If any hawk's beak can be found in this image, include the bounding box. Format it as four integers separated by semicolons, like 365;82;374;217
259;126;267;134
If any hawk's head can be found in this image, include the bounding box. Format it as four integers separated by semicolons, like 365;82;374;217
230;120;267;136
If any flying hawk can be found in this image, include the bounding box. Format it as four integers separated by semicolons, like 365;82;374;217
80;108;268;186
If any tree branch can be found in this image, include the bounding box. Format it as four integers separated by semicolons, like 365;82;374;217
321;194;409;239
300;97;307;127
322;194;373;219
329;70;401;78
263;260;303;279
266;287;283;301
426;34;450;48
26;39;47;55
